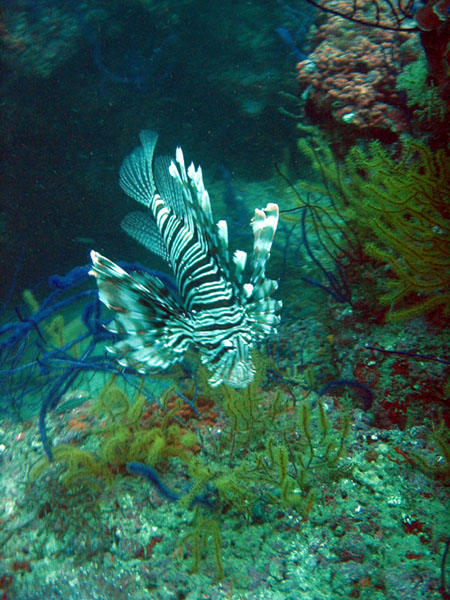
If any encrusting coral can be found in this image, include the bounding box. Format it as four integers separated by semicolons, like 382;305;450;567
296;0;417;138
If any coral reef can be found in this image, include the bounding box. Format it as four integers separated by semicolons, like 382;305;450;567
27;350;355;579
299;0;419;30
296;0;419;139
0;0;106;77
345;140;450;320
293;129;450;322
2;0;450;597
2;256;449;597
299;0;450;102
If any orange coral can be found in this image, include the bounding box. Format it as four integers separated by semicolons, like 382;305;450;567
296;0;417;137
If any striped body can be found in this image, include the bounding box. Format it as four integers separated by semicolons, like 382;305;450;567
90;131;281;388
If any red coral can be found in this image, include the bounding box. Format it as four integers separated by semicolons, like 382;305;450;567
402;517;424;535
416;0;450;31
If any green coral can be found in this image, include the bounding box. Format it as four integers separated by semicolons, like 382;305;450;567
345;140;450;320
95;379;199;468
30;358;354;579
173;387;353;578
294;131;450;320
182;508;223;580
30;444;104;489
405;421;450;479
30;378;200;489
396;53;447;122
184;392;352;518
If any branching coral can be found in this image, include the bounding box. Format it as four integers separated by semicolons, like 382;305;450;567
28;345;355;579
170;387;352;579
93;379;199;470
279;127;365;306
345;140;450;320
181;509;223;580
30;378;200;490
293;130;450;320
184;381;353;521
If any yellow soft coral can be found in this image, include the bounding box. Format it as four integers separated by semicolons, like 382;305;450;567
345;140;450;320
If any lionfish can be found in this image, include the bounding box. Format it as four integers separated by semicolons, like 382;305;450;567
90;130;281;388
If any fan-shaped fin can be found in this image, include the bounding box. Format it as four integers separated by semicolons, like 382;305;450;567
154;155;187;219
89;251;193;372
121;211;168;260
249;203;279;285
119;130;158;207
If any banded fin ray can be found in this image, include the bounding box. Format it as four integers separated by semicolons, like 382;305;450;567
154;155;187;220
121;211;169;261
168;156;230;269
90;251;192;371
245;203;281;339
250;203;279;291
119;130;158;207
123;144;233;313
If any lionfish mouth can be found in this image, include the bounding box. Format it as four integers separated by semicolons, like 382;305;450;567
90;130;281;388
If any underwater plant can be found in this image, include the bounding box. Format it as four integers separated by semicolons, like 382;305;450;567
0;265;101;425
182;355;353;515
396;52;447;123
29;378;201;488
278;175;355;305
25;340;354;579
278;128;363;307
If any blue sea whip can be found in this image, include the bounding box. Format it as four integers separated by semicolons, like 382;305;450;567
90;131;281;388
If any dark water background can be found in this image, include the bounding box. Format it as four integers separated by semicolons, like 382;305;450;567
1;0;310;299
